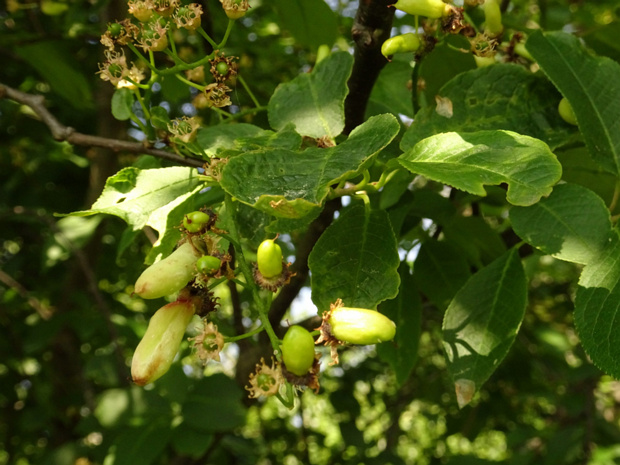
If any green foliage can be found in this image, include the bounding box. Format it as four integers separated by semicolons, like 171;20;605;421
3;0;620;464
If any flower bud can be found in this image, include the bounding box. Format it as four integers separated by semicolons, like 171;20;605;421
134;241;201;299
131;299;196;385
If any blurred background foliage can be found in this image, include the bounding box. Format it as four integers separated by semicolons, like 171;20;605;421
2;0;620;464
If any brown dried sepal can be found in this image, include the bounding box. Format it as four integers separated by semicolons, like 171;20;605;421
189;320;224;363
246;357;285;398
282;352;321;393
441;7;468;36
209;51;239;84
253;261;295;292
315;299;345;365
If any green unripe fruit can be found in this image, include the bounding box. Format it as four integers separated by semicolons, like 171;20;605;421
134;242;200;299
257;238;283;278
183;211;210;233
131;299;196;385
328;307;396;345
108;23;123;37
215;62;229;76
558;97;578;126
381;33;421;58
474;55;496;68
391;0;450;19
196;255;221;276
282;326;316;376
483;0;503;37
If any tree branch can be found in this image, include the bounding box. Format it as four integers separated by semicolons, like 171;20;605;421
344;0;395;134
0;82;204;168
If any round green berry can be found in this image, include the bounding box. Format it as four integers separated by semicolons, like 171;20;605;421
257;238;283;278
196;255;221;276
281;325;315;376
183;211;210;233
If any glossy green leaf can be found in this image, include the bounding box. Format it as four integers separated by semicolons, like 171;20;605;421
377;262;422;386
574;228;620;378
65;167;209;262
401;63;573;151
273;0;338;50
527;31;620;176
196;123;270;157
309;203;400;312
221;114;400;218
443;248;527;407
171;424;213;458
511;183;612;264
413;240;471;310
269;51;353;139
398;130;562;206
15;41;93;109
111;88;134;121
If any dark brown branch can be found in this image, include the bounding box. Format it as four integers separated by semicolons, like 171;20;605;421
0;82;204;168
344;0;395;134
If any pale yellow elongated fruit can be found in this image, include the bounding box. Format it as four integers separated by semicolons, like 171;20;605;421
131;299;196;385
328;307;396;345
134;242;200;299
381;33;421;58
483;0;503;37
392;0;451;19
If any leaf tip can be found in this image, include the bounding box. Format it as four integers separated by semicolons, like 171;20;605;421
455;378;476;408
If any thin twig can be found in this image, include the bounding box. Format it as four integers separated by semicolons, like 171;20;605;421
0;82;204;168
0;269;54;320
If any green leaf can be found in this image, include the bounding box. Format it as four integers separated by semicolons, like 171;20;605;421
377;263;422;386
171;423;213;458
111;88;134;121
442;248;527;408
398;130;562;206
558;147;619;212
221;114;400;218
413;240;471;310
15;41;93;109
510;183;612;265
150;106;170;130
272;0;338;50
442;216;506;268
268;51;353;139
400;63;573;152
181;374;246;432
106;419;173;465
417;39;476;107
574;228;620;378
367;60;415;119
309;203;401;312
527;31;620;176
196;123;270;157
64;167;208;262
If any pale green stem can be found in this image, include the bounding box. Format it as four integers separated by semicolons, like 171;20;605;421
238;75;261;108
175;73;206;91
224;194;281;357
198;26;219;49
217;19;235;48
224;325;264;343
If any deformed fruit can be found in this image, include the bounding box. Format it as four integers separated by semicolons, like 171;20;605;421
134;241;201;299
131;298;197;385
